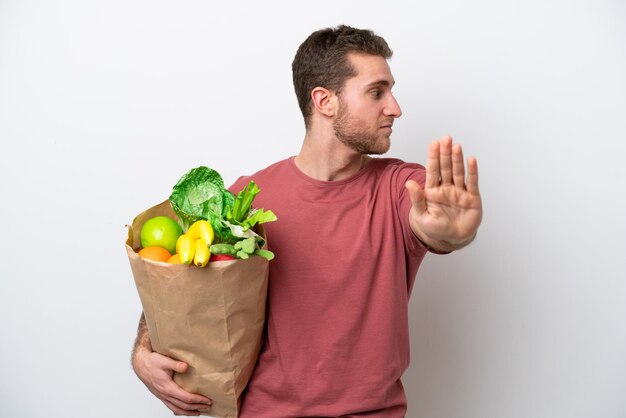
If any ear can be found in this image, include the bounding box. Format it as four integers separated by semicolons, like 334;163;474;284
310;87;337;117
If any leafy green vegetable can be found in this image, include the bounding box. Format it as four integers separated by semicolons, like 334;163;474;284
168;166;277;259
230;181;260;223
226;180;277;231
244;208;277;229
169;166;234;239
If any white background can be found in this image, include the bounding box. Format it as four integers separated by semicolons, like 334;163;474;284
1;1;625;417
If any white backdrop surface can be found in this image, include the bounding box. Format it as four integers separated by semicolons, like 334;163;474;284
1;1;625;417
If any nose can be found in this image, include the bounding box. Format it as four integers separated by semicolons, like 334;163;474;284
384;94;402;118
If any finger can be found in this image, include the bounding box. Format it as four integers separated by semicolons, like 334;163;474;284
439;135;453;185
405;180;426;216
451;143;466;190
466;156;480;195
173;361;188;374
165;383;212;408
425;141;441;188
161;385;212;414
151;359;212;407
164;394;212;414
158;355;189;373
162;399;200;416
153;353;188;374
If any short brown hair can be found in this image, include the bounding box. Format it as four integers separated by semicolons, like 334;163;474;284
292;25;393;128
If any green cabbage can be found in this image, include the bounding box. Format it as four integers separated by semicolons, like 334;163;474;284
168;166;277;255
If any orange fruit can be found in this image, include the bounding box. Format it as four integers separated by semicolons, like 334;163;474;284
140;216;183;254
138;246;172;262
167;253;183;264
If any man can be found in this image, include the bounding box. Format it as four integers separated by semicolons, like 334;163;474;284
132;24;482;417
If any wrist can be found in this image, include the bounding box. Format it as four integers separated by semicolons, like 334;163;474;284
421;232;476;253
131;343;154;381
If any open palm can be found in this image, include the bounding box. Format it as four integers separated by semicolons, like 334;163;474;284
406;136;483;252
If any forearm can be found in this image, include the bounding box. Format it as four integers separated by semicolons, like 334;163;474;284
131;312;152;369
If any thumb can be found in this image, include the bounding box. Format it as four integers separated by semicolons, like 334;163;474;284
173;361;188;373
158;354;188;373
405;180;426;216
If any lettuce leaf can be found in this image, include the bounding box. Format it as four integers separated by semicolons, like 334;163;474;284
169;167;277;248
169;166;234;237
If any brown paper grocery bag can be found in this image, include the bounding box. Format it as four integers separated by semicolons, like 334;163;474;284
126;200;269;418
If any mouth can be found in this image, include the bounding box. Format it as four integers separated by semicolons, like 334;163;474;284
380;120;394;132
381;124;393;134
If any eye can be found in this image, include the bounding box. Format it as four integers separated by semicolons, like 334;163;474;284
370;89;382;98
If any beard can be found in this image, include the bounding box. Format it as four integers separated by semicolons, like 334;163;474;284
333;101;391;155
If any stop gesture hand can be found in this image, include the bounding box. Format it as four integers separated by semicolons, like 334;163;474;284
405;136;483;252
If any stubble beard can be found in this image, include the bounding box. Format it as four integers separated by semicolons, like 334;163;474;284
333;103;391;155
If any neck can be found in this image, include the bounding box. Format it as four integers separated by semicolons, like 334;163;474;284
294;132;371;181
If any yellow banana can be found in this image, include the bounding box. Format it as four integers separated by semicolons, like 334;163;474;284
187;220;215;246
194;238;210;267
176;234;195;265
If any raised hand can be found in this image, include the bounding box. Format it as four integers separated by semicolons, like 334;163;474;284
405;135;482;252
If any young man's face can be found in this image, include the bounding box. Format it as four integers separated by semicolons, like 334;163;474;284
333;52;402;155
